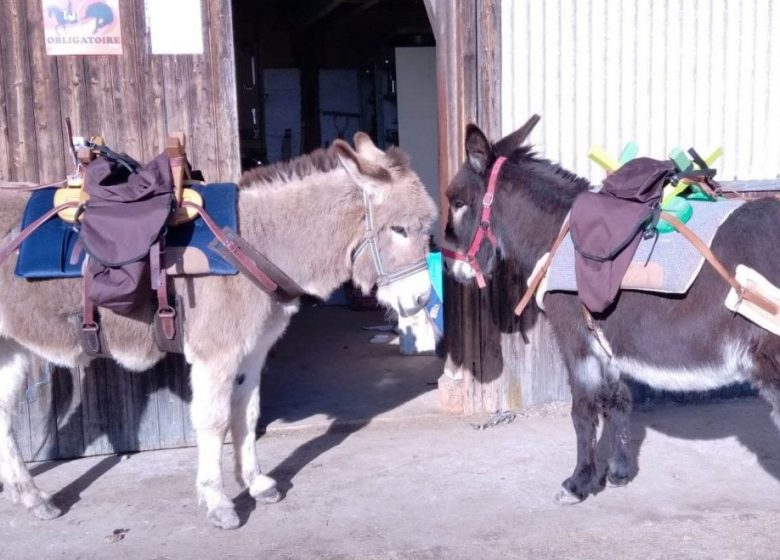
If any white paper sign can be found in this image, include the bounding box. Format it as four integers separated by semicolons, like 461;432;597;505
146;0;204;55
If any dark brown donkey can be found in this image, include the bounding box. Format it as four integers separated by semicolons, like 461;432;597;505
444;121;780;504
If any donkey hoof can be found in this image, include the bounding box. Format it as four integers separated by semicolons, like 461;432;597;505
30;500;62;520
253;485;281;505
607;472;631;487
207;506;240;530
554;486;584;505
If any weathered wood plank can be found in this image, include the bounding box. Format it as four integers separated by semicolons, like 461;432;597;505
13;373;32;463
52;366;85;459
456;0;483;415
433;1;450;227
161;55;193;152
83;57;117;144
476;0;507;412
80;361;113;456
131;0;166;161
26;360;58;461
105;365;136;454
125;369;162;452
1;0;40;182
55;56;89;152
0;11;13;182
26;0;66;184
155;355;188;449
207;0;241;180
476;0;501;139
188;7;219;178
108;0;144;160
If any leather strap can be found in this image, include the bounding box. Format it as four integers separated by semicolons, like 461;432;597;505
0;201;79;266
80;267;107;357
659;212;778;315
513;218;571;317
151;240;176;340
0;180;68;192
184;200;308;302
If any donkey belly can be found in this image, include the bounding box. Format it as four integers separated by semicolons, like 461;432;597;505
596;287;756;392
0;268;163;370
610;343;753;391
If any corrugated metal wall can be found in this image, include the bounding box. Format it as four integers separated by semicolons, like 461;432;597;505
502;0;780;182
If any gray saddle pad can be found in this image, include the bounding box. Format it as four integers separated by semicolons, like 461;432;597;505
544;198;743;296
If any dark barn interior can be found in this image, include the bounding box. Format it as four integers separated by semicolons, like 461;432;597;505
232;0;435;168
229;0;443;432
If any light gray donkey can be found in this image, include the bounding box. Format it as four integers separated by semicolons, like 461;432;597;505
0;132;437;529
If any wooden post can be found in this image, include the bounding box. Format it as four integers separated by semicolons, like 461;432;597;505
433;0;505;415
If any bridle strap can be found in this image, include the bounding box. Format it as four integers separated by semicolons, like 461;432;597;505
442;155;508;288
353;189;385;276
352;188;428;287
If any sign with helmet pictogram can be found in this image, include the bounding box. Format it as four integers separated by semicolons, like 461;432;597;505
42;0;122;56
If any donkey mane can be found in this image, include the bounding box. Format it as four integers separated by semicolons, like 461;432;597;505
239;147;342;188
504;146;590;210
239;144;412;188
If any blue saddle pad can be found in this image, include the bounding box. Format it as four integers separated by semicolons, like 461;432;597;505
15;183;239;279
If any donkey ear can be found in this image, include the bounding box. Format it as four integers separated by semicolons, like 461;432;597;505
465;124;491;174
353;131;385;162
495;115;541;155
333;139;392;195
494;114;540;155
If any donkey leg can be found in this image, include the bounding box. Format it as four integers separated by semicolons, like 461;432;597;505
230;317;291;504
556;356;604;505
0;340;60;519
230;356;279;504
190;358;240;530
602;378;635;486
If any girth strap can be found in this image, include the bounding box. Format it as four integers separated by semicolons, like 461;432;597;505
513;217;571;317
659;211;778;315
183;200;307;302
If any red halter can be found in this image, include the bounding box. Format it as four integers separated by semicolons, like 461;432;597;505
442;156;507;288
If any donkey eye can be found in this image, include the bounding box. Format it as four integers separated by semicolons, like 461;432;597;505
390;225;408;237
451;199;465;209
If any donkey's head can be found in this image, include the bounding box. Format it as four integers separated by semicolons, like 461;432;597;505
444;116;587;287
334;133;437;317
443;117;542;285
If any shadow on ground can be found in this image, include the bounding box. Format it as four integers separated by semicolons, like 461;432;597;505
19;304;441;522
586;395;780;496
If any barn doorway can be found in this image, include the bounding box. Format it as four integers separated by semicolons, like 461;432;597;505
230;0;442;430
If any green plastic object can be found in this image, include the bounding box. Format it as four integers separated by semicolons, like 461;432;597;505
669;147;693;171
656;196;693;234
685;184;716;201
618;142;639;166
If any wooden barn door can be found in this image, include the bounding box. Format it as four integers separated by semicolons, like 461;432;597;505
0;0;239;460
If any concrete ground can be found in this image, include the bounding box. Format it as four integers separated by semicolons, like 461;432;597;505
2;306;780;559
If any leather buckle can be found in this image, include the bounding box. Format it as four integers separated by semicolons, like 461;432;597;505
158;307;176;318
482;192;495;207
